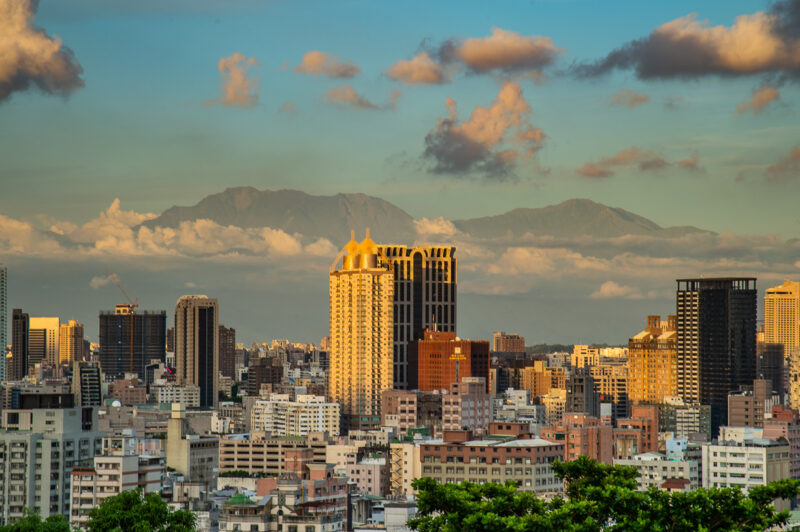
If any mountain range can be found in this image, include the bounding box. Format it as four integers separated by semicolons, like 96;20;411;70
141;187;710;244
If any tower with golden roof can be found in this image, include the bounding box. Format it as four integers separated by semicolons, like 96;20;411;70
328;229;394;431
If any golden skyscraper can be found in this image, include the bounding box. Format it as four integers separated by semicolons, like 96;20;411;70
627;315;677;404
58;320;84;365
329;230;394;431
765;280;800;408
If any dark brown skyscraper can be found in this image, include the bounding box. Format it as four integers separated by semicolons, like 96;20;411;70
219;325;236;379
9;308;29;381
408;329;489;392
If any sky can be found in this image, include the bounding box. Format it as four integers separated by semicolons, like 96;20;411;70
1;0;799;345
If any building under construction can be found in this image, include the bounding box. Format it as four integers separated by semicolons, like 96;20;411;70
98;305;166;381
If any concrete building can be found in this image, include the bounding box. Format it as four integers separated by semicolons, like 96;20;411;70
218;432;328;476
541;413;614;464
442;377;491;435
419;428;564;495
346;457;389;497
58;320;84;366
378;244;456;390
492;331;525;354
590;363;629;420
676;278;757;435
659;399;713;441
250;394;340;436
701;436;790;491
727;379;779;428
329;232;394;431
166;404;218;484
69;434;165;527
389;440;424;498
539;389;567;427
99;306;166;381
0;407;103;524
112;378;148;405
150;383;201;407
408;329;489;392
28;317;59;370
381;389;443;438
175;295;219;409
627;315;677;404
614;451;699;491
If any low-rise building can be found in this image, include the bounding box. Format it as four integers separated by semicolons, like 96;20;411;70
442;378;491;435
614;451;699;491
218;431;327;476
166;404;218;484
150;384;200;407
251;394;340;437
701;436;790;491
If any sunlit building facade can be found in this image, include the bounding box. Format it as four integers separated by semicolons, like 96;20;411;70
628;315;677;404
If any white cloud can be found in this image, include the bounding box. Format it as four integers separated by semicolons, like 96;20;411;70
589;281;644;299
89;275;112;289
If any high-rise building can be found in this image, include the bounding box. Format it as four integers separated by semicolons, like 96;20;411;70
0;265;6;381
408;329;489;392
219;325;236;379
329;231;394;431
765;280;799;356
28;317;59;371
72;361;103;406
492;331;525;353
9;308;29;381
378;244;456;389
627;315;677;405
99;305;166;381
676;278;757;434
175;295;219;409
58;320;84;366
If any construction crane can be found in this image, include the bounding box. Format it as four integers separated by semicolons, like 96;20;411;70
106;268;139;374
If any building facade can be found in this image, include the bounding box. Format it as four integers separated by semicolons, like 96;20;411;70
9;308;29;381
219;325;236;380
628;315;677;404
408;329;489;392
251;394;340;436
491;331;525;353
378;244;456;390
58;320;84;366
329;232;394;431
99;306;167;381
175;295;219;409
0;265;6;381
676;278;757;434
28;317;59;371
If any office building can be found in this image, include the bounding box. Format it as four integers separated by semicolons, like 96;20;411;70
765;280;799;356
0;406;103;524
0;265;6;381
175;295;219;409
378;244;456;389
219;325;236;379
676;278;757;434
58;320;84;366
408;329;489;392
72;361;103;406
492;331;525;353
9;308;29;381
757;342;785;402
329;231;394;431
628;315;677;404
99;306;167;381
28;317;59;370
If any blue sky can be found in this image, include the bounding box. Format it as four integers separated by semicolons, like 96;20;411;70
1;0;799;343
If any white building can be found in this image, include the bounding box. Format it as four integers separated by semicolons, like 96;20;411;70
701;437;790;491
0;407;104;525
614;451;699;491
150;383;201;407
251;394;340;436
69;434;165;526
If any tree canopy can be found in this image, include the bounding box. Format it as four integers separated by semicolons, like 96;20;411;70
409;456;800;532
86;489;196;532
0;510;69;532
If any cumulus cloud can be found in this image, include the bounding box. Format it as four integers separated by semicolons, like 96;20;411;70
576;147;699;178
294;51;360;78
89;275;112;289
765;145;800;183
387;52;446;84
414;217;459;237
447;27;562;76
590;281;643;299
207;53;260;108
610;89;650;108
574;3;800;80
0;0;84;102
736;84;780;114
423;81;545;179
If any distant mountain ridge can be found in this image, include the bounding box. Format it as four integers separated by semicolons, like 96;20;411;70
141;188;711;244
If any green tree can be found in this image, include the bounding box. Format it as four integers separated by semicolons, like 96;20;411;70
0;510;69;532
86;489;196;532
409;456;800;532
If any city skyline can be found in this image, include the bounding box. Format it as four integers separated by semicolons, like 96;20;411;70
1;0;800;345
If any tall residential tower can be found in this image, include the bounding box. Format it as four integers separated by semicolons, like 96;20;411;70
329;231;394;431
0;265;6;381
